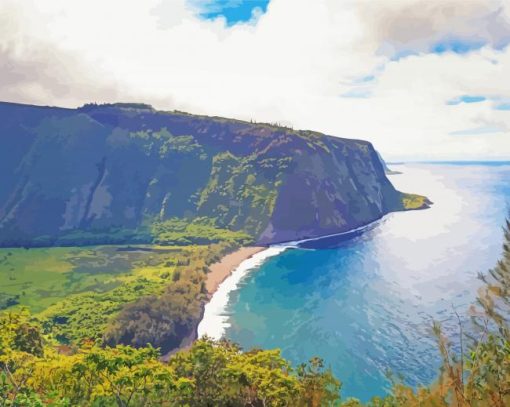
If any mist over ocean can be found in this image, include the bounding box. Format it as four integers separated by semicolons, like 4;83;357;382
219;163;510;401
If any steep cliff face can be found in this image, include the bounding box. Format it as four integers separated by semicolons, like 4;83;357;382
0;101;426;246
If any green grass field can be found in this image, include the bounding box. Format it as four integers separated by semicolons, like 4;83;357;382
0;243;231;343
0;245;187;313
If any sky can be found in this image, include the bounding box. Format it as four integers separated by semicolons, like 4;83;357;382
1;0;509;161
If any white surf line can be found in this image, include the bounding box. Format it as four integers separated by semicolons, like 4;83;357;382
197;219;384;340
289;219;382;246
197;245;289;340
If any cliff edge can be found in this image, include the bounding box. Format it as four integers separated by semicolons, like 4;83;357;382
0;101;429;246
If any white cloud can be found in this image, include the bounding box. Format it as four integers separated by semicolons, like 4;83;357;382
358;0;510;56
0;0;509;160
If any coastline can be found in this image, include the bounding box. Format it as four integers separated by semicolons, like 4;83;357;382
194;184;433;344
161;246;266;361
205;246;266;296
167;196;432;358
182;191;435;355
195;216;400;342
197;245;289;340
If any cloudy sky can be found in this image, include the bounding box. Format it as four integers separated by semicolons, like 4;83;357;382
1;0;510;161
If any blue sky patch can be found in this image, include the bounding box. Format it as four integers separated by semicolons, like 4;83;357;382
432;39;486;54
389;38;509;61
447;95;487;105
353;75;375;84
449;125;503;136
340;89;372;99
192;0;270;25
494;103;510;111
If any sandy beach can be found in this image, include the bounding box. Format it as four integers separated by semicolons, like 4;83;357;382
161;246;267;360
205;246;265;295
198;245;289;340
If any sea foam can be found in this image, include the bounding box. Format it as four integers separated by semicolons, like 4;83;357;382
197;245;289;340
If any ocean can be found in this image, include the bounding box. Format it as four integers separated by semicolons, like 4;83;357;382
198;162;510;401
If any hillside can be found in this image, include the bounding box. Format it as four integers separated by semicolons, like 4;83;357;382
0;101;428;247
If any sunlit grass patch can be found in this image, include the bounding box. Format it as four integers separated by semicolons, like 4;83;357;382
401;193;430;210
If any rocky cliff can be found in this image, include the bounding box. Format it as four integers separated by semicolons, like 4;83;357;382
0;101;427;246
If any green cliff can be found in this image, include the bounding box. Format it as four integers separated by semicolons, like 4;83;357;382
0;101;428;246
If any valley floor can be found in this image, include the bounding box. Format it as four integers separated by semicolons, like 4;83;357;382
0;242;241;350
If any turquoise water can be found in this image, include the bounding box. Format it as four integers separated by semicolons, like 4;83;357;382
224;163;510;401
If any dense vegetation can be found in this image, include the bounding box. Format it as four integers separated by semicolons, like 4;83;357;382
102;258;208;354
40;242;236;349
0;233;245;352
150;218;252;246
1;219;509;405
17;218;253;248
0;313;339;406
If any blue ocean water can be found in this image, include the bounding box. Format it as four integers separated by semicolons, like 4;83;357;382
223;163;510;401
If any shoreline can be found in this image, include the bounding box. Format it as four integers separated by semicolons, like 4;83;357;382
195;197;433;343
195;217;395;342
197;245;289;340
161;246;266;361
205;246;266;296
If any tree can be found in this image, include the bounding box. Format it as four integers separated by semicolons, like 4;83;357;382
104;269;207;354
296;357;341;407
463;217;510;405
0;309;44;405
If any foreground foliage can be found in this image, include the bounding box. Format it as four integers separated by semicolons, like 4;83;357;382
1;219;509;406
0;311;339;406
